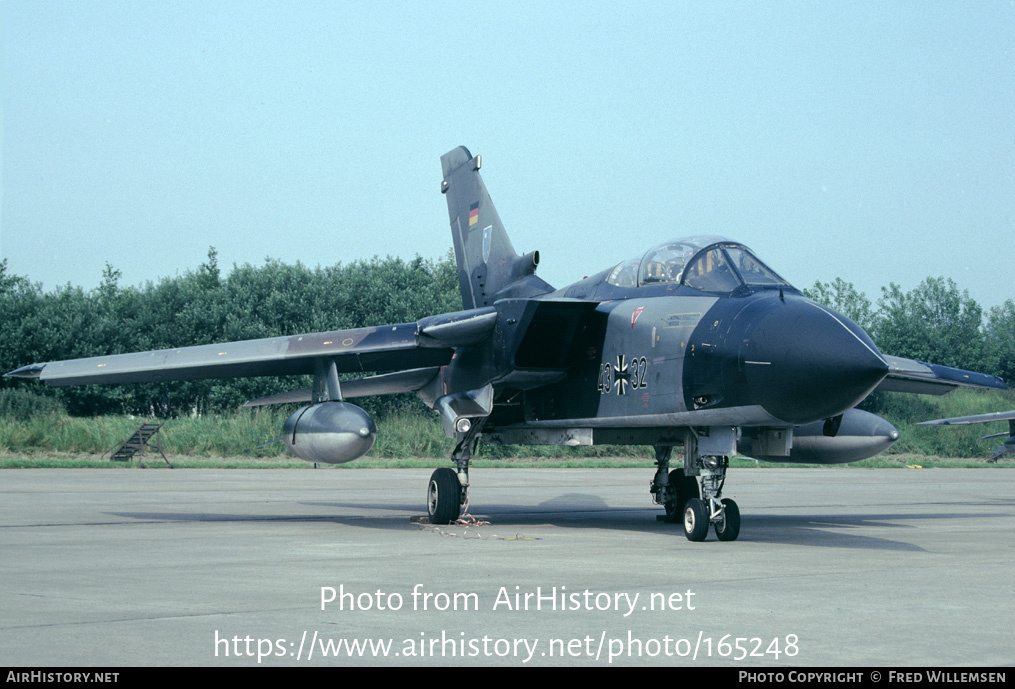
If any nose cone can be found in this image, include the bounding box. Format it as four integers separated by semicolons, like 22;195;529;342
742;300;888;424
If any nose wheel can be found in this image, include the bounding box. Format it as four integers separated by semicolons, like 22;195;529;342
713;498;740;541
683;496;740;541
651;444;740;540
681;448;740;542
683;498;709;541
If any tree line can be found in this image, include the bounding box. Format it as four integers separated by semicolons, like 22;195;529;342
1;252;1012;418
804;277;1015;385
0;250;460;416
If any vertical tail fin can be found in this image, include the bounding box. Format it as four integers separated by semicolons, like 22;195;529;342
440;146;552;309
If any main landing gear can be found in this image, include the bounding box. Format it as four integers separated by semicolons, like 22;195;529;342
427;418;485;524
427;467;462;524
650;446;700;523
650;443;740;542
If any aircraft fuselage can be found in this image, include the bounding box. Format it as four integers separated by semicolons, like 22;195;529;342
480;288;888;437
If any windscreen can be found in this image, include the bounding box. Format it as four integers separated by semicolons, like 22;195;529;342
722;246;788;287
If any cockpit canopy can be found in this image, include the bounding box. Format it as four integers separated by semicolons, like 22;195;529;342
605;236;790;293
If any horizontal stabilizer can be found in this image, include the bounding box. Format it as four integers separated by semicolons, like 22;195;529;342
244;388;312;407
244;367;441;406
876;355;1006;395
916;409;1015;426
980;431;1010;440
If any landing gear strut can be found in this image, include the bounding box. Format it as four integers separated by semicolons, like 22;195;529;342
683;453;740;542
650;445;700;522
427;418;485;524
653;431;741;542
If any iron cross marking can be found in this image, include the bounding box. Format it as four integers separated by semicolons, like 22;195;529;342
612;354;632;395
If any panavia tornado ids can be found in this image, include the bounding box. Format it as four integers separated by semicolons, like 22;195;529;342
6;146;1007;541
917;410;1015;462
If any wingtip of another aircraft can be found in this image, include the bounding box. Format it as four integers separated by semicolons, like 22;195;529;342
916;409;1015;426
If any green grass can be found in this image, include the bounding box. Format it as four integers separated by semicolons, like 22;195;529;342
0;408;656;460
2;386;1014;468
2;450;1010;470
873;387;1015;458
0;451;658;469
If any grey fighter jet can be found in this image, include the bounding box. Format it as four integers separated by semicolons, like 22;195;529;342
917;410;1015;462
6;146;1007;541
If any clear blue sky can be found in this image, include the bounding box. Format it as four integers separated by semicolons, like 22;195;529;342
3;2;1013;310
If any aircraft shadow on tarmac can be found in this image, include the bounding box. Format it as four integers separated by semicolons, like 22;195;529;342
107;492;1010;551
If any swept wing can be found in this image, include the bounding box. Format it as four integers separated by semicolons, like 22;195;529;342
876;355;1005;395
4;308;497;387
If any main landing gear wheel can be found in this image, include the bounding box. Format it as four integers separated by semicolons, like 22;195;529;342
714;498;740;542
427;468;461;525
664;469;700;522
683;498;710;542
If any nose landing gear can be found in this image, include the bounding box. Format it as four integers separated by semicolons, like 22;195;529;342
651;438;741;542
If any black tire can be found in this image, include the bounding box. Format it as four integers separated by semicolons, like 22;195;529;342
427;468;461;525
714;498;740;542
664;470;699;522
683;498;709;542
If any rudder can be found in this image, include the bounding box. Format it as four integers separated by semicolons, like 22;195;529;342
440;146;552;309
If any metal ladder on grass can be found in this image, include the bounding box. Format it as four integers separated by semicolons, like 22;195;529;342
110;423;171;467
